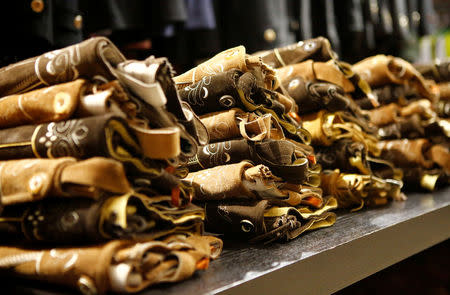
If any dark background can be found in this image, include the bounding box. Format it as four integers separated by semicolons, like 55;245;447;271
336;239;449;295
1;0;449;71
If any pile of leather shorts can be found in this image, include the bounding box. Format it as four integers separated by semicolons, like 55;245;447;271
350;57;450;191
0;37;223;294
175;41;337;244
0;35;448;294
257;37;405;211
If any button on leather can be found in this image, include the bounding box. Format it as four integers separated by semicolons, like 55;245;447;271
74;15;83;30
78;276;98;295
54;92;71;114
240;219;254;233
31;0;44;13
264;28;276;43
29;173;46;195
61;211;80;230
219;95;235;108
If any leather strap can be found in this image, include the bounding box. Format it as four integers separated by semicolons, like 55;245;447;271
60;157;131;195
129;123;180;160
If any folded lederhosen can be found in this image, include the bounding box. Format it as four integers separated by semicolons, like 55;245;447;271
377;139;450;191
0;156;203;242
254;37;376;103
300;110;379;156
367;100;448;140
315;138;403;180
0;37;125;97
253;37;337;68
0;37;208;160
174;45;278;91
356;84;417;109
0;36;229;292
0;157;129;207
320;169;405;211
0;77;133;128
438;82;450;100
377;139;450;175
0;114;141;160
184;161;283;202
0;79;88;129
369;100;435;127
0;234;222;294
204;197;337;244
277;60;356;94
393;100;448;138
0;77;193;160
199;108;285;143
186;138;313;184
315;139;370;174
353;55;436;101
184;161;323;207
173;45;314;144
353;55;449;194
114;56;209;156
178;69;272;115
0;114;190;201
275;59;376;126
0;193;204;244
367;103;402;127
414;61;450;83
177;68;311;143
376;115;424;140
280;77;352;115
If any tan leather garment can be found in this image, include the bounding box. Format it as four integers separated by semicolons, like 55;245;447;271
184;161;285;201
301;110;379;156
377;139;434;169
367;103;400;126
353;55;434;100
320;170;404;211
0;37;125;97
200;108;284;142
427;144;450;175
0;79;135;130
174;46;277;90
253;37;336;68
0;234;222;294
0;157;130;207
0;80;84;129
276;60;355;93
438;82;450;99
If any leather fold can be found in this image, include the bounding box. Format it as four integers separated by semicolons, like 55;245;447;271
0;37;126;97
187;138;310;184
174;45;277;90
0;234;222;294
253;37;337;68
353;55;435;100
320;170;404;210
0;157;130;207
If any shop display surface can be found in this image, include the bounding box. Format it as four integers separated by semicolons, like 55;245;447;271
4;187;449;295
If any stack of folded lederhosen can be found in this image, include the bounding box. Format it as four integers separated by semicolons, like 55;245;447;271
416;61;450;126
349;56;450;192
0;37;223;294
174;43;338;244
255;37;406;211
